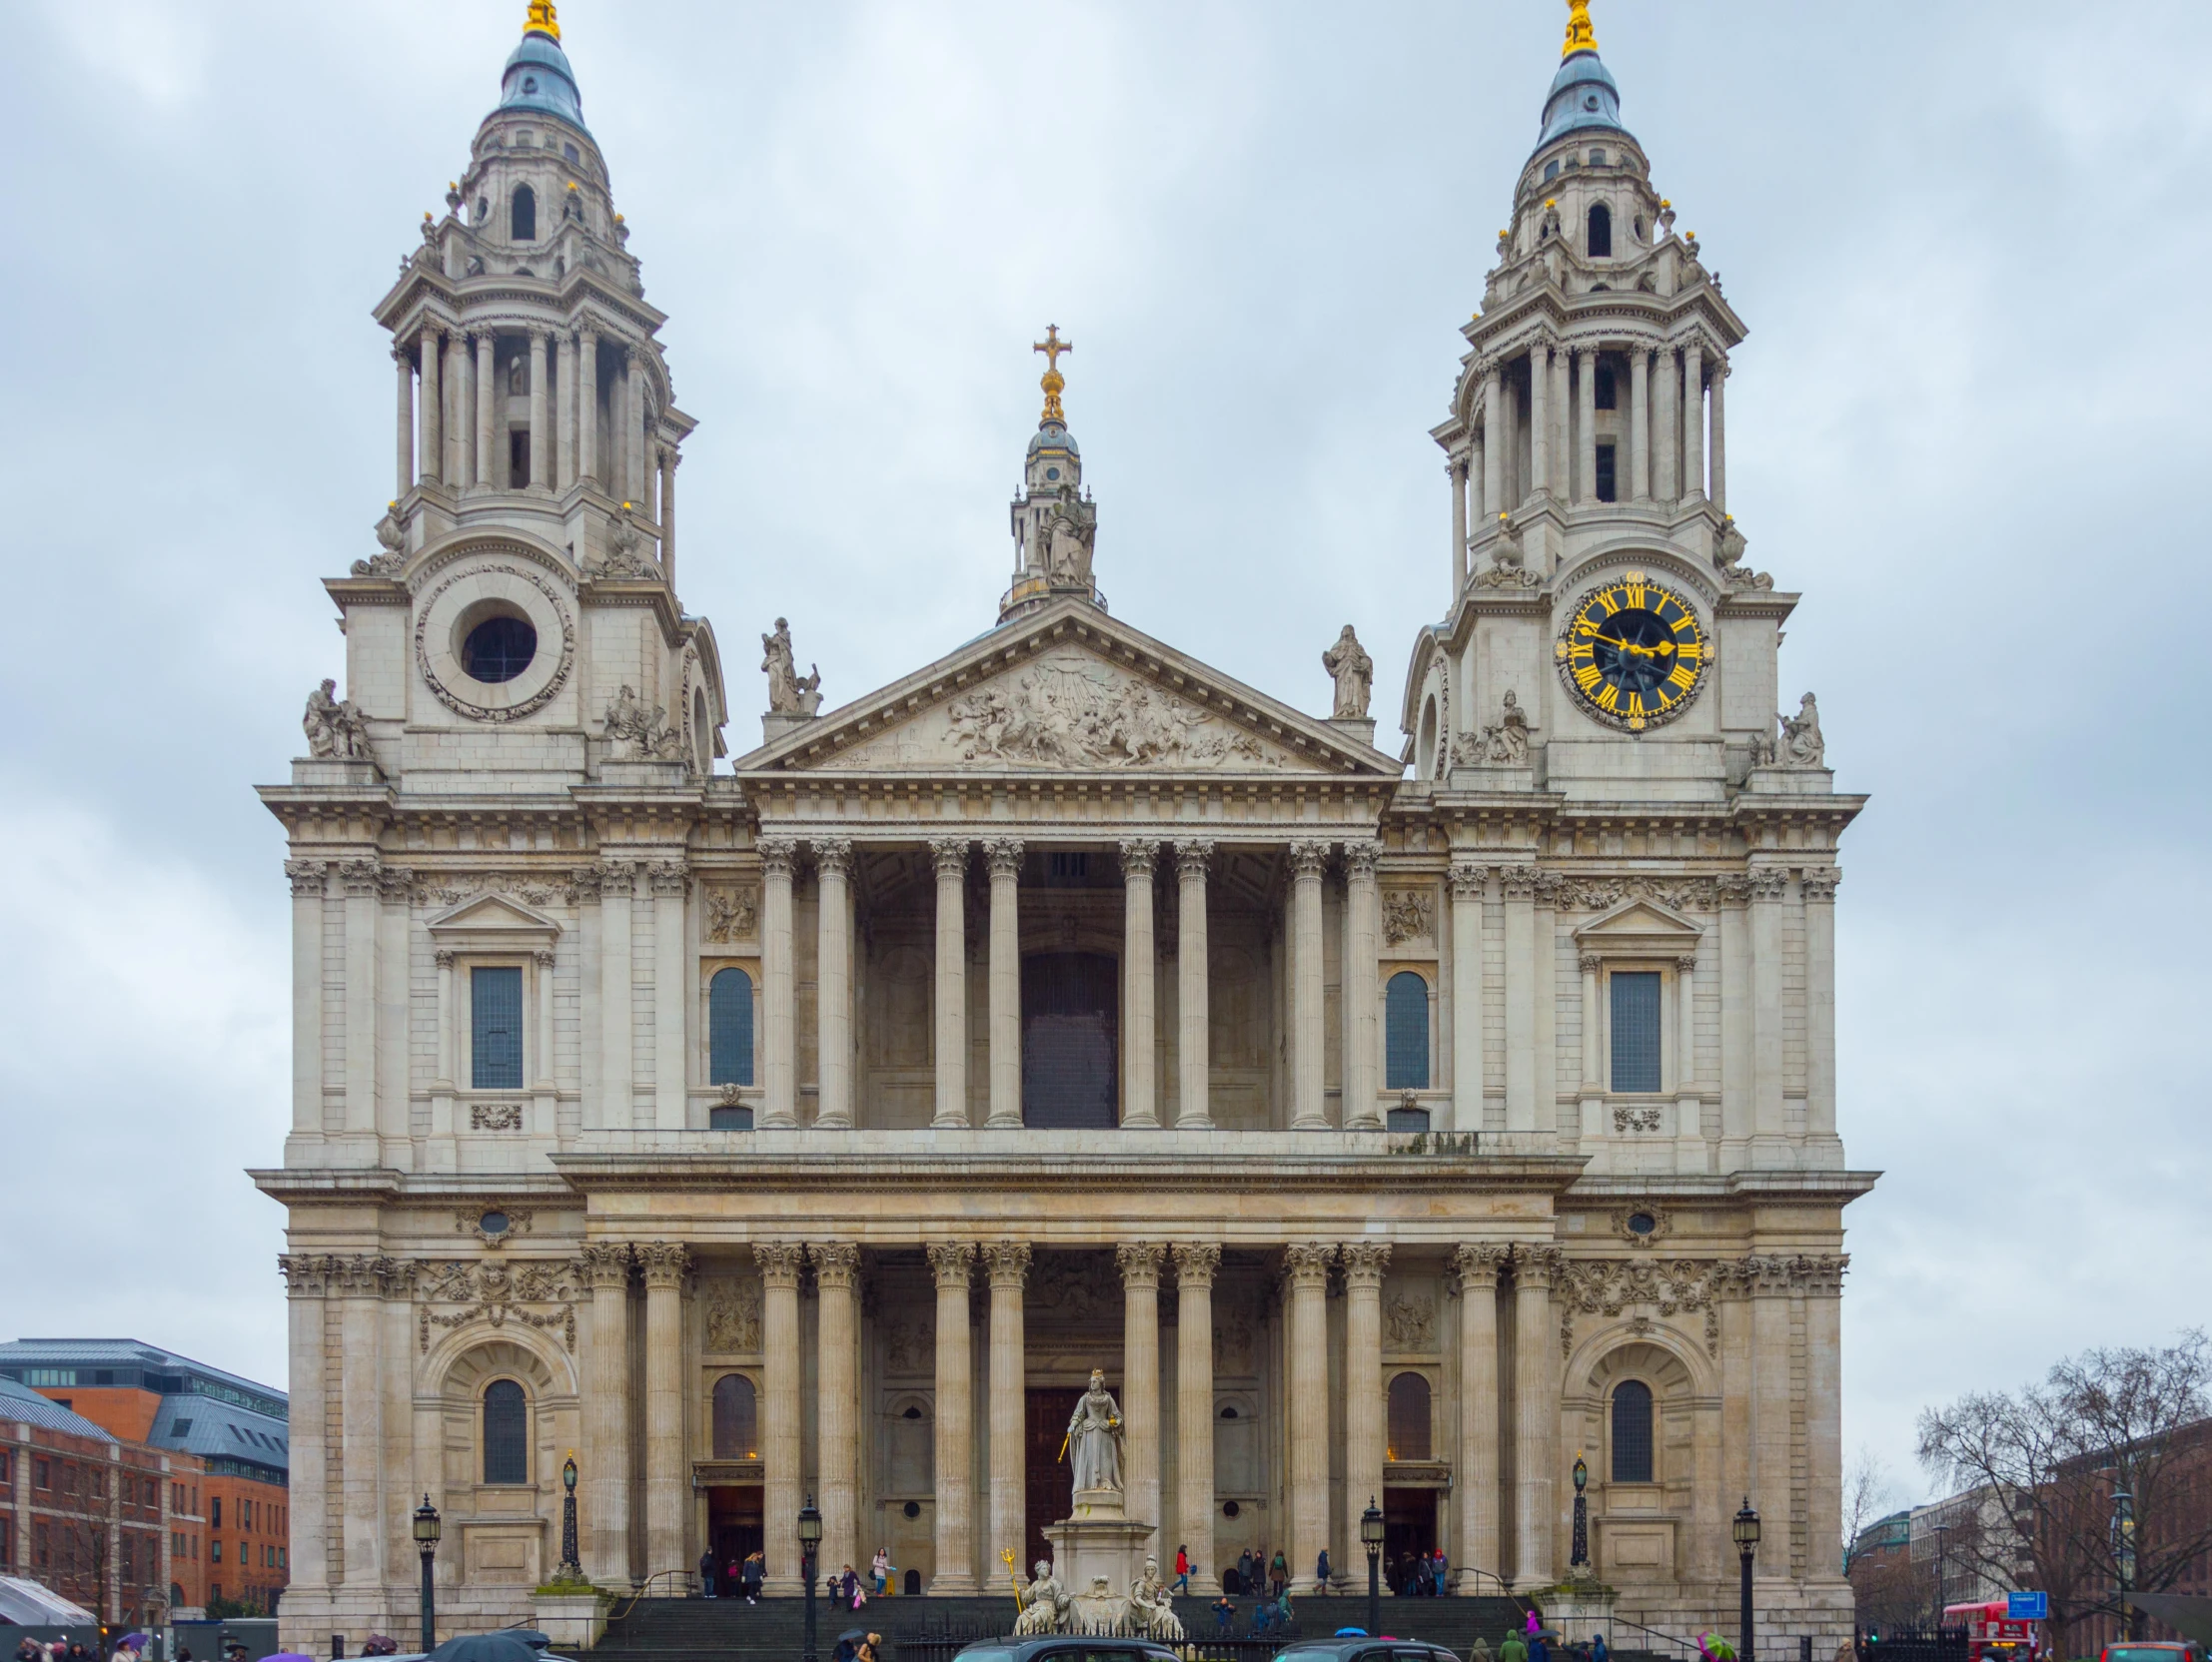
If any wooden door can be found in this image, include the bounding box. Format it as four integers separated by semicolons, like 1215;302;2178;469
1025;1387;1084;1573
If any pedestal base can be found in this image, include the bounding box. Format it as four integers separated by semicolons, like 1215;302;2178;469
1043;1496;1156;1629
1543;1573;1620;1646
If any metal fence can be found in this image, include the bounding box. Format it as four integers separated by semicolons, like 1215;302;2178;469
888;1616;1306;1662
1856;1623;1969;1662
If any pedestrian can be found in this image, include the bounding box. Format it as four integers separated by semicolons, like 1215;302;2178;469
841;1563;860;1609
1316;1544;1331;1593
699;1547;718;1597
1501;1626;1529;1662
744;1548;764;1603
1275;1586;1295;1632
1253;1598;1274;1636
857;1634;881;1662
1271;1547;1288;1599
1593;1632;1610;1662
1472;1640;1494;1662
15;1640;40;1662
1237;1547;1255;1597
1213;1592;1236;1633
1174;1543;1191;1595
1533;1626;1552;1662
872;1546;889;1595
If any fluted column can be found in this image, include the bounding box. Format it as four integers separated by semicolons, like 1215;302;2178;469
814;838;854;1129
1120;840;1158;1127
1343;841;1382;1129
1290;842;1328;1129
1630;347;1651;500
759;838;798;1128
639;1243;690;1579
625;347;646;505
445;331;468;487
1481;361;1506;516
1449;863;1486;1133
1449;454;1470;594
598;859;635;1130
418;324;443;485
1471;433;1487;522
1681;340;1706;503
985;839;1024;1128
652;862;687;1130
580;1244;633;1585
1513;1248;1560;1589
1527;343;1551;500
1501;866;1539;1132
555;329;575;489
931;838;970;1129
475;331;497;489
279;1258;330;1595
1117;1243;1164;1530
577;323;600;485
336;1260;388;1589
1342;1243;1390;1592
1286;1243;1335;1591
754;1243;806;1594
927;1244;978;1592
394;348;416;498
1553;346;1572;496
1803;868;1840;1143
1454;1245;1507;1591
1173;1243;1220;1590
984;1243;1031;1573
1654;347;1677;502
1175;840;1213;1128
813;1243;861;1578
660;448;678;584
1575;346;1599;503
1708;359;1727;513
529;331;551;489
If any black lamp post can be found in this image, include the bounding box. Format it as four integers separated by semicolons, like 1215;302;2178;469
1931;1523;1951;1627
1362;1497;1386;1640
798;1494;823;1662
559;1455;581;1580
1732;1498;1760;1662
2113;1489;2138;1641
412;1495;442;1653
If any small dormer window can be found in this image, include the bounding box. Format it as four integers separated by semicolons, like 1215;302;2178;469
564;142;579;163
1544;159;1560;182
1590;147;1608;165
1584;93;1600;111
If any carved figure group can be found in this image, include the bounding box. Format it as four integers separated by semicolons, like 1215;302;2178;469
944;662;1268;771
1322;625;1374;720
1127;1558;1185;1642
1009;1555;1183;1640
583;513;658;582
1713;517;1773;591
761;617;824;716
602;685;685;762
1751;692;1824;769
303;678;372;760
1481;688;1534;764
1473;514;1541;588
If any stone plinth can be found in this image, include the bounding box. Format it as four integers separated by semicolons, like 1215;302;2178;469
1542;1574;1619;1647
1744;764;1834;795
291;757;385;787
531;1591;608;1650
761;710;818;743
1328;715;1378;747
1043;1489;1153;1621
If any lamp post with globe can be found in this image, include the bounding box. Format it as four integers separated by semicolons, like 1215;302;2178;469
1732;1498;1760;1662
412;1496;442;1653
1361;1497;1385;1640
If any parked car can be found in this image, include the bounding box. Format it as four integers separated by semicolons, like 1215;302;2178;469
951;1641;1184;1662
2101;1646;2206;1662
1276;1642;1462;1662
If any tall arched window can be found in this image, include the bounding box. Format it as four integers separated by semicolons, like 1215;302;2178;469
1611;1378;1655;1483
1387;1372;1432;1461
710;968;755;1087
711;1374;758;1459
1385;971;1430;1090
483;1379;528;1484
511;184;538;242
1587;203;1613;258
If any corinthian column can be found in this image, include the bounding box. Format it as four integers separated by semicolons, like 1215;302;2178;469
1481;360;1506;517
1290;843;1328;1129
1175;841;1213;1128
1681;340;1706;504
1575;345;1599;503
1454;1244;1507;1590
1285;1244;1335;1592
577;324;599;485
753;1243;805;1594
1449;454;1470;595
529;330;551;489
759;838;798;1128
638;1243;690;1580
394;347;415;498
1708;358;1728;513
813;1243;862;1579
931;838;970;1129
1630;347;1651;501
927;1244;977;1593
1341;1242;1390;1592
1117;1244;1164;1530
1173;1243;1221;1590
579;1244;633;1585
985;840;1024;1128
475;331;496;489
814;839;854;1128
1527;343;1551;501
1450;863;1487;1133
1119;840;1158;1127
418;325;443;486
984;1243;1031;1574
1343;842;1382;1129
1513;1247;1560;1589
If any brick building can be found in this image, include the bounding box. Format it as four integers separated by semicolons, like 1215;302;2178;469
0;1341;290;1618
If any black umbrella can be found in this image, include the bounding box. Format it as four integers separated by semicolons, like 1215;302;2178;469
427;1637;542;1662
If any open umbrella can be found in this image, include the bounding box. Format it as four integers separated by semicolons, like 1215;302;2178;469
427;1638;542;1662
265;1654;320;1662
120;1635;149;1648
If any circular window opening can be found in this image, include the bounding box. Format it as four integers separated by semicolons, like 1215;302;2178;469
1045;467;1061;480
1627;1212;1658;1237
1222;1500;1241;1519
902;1501;921;1520
480;1210;510;1237
523;76;540;93
464;614;538;683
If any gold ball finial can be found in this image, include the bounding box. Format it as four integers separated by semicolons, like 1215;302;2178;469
524;0;560;42
1562;0;1599;60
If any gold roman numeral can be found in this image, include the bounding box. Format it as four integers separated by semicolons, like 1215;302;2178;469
1574;664;1603;691
1594;683;1622;712
1667;663;1696;690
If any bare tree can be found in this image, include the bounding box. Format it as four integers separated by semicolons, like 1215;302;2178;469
1917;1330;2212;1660
1844;1445;1901;1561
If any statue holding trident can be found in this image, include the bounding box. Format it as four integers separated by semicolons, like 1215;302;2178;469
1061;1368;1126;1498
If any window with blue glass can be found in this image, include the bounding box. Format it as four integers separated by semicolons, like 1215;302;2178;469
709;968;755;1087
471;965;525;1090
482;1379;528;1485
1609;970;1661;1093
1385;971;1431;1091
1611;1378;1655;1483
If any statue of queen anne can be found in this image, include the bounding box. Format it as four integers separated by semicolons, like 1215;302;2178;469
1065;1368;1125;1495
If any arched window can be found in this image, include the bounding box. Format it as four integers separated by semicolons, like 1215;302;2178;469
511;184;538;242
711;1373;758;1459
1387;1372;1432;1461
1611;1378;1655;1483
710;968;755;1087
1588;202;1613;258
483;1379;528;1485
1385;972;1430;1091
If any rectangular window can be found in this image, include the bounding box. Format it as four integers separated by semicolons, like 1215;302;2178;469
1595;365;1618;410
34;1457;50;1489
1595;441;1618;502
472;965;526;1089
211;1497;223;1527
0;1515;10;1567
211;1539;222;1563
1610;971;1662;1093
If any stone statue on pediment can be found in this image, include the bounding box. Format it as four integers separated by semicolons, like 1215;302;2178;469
1778;692;1824;768
1323;625;1374;720
304;678;371;760
761;617;822;715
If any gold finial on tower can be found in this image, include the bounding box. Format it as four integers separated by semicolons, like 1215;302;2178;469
1562;0;1598;59
1033;324;1073;423
525;0;560;41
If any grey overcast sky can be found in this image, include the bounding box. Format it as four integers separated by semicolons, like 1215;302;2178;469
2;0;2207;1519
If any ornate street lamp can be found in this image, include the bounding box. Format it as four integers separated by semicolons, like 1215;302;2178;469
559;1455;581;1580
798;1494;824;1662
412;1496;442;1653
1732;1498;1760;1662
1362;1497;1386;1640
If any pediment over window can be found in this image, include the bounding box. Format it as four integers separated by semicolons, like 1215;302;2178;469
425;893;562;955
1573;896;1703;961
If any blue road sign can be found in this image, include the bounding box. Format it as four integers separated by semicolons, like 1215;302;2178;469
2007;1592;2049;1621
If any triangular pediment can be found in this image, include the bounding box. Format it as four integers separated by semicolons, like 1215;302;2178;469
735;598;1402;778
1573;896;1703;956
425;893;563;939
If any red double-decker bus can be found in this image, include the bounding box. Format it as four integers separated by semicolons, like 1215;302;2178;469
1945;1601;2043;1662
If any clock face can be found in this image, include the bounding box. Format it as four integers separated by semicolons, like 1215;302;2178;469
1554;572;1708;731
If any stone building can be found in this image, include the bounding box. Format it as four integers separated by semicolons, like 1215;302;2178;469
256;1;1869;1650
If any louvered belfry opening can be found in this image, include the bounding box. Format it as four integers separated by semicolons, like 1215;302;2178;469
1020;951;1118;1128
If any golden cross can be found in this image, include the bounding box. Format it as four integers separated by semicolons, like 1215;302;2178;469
1562;0;1598;59
1033;324;1072;374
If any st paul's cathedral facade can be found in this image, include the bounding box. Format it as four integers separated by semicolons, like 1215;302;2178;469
258;1;1868;1650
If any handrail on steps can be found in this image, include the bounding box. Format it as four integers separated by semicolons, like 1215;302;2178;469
607;1569;694;1621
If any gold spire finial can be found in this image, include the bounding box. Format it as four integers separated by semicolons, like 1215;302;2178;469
1562;0;1597;59
1033;325;1073;423
525;0;560;42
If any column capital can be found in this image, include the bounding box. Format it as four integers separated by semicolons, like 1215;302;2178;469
809;1242;861;1287
752;1241;806;1287
982;1241;1032;1286
1287;841;1329;880
1117;838;1158;879
1499;864;1543;902
811;837;854;877
1174;839;1214;879
1748;867;1790;902
1343;839;1383;880
636;1242;692;1289
1448;860;1489;900
1171;1242;1221;1287
1514;1246;1565;1290
1283;1242;1336;1287
926;1242;976;1288
1340;1242;1391;1286
929;836;971;879
1579;953;1604;976
984;837;1025;878
285;858;330;897
1115;1242;1165;1289
579;1242;633;1290
1676;954;1698;975
1454;1243;1511;1290
756;835;799;876
647;859;688;897
1800;865;1841;902
1714;873;1753;905
277;1254;334;1299
433;948;457;970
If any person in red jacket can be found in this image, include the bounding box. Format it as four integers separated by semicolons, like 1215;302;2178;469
1174;1545;1191;1594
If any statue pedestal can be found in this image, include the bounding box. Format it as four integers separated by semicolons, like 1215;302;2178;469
1541;1572;1619;1647
1044;1490;1154;1627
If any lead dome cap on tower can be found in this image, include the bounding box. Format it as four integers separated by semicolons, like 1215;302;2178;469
498;2;589;134
1535;0;1631;152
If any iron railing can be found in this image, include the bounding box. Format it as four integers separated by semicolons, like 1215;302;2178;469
1856;1623;1968;1662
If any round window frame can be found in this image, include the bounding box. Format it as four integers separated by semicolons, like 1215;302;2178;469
1554;567;1710;735
416;559;574;722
